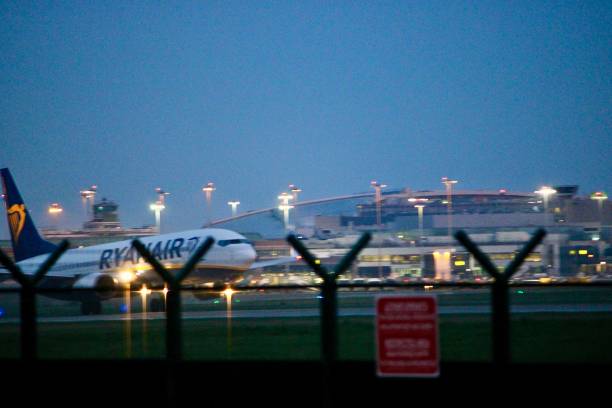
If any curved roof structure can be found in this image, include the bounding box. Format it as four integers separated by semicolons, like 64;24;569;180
210;189;540;238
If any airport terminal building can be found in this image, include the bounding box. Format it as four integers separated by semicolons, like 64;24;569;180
213;185;611;281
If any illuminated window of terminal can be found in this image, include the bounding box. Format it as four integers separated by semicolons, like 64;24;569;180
389;255;421;264
525;253;542;262
491;253;514;261
360;255;392;262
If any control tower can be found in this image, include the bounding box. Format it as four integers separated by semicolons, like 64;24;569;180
41;189;155;246
83;198;121;231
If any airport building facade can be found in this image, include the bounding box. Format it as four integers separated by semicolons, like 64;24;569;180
220;185;611;281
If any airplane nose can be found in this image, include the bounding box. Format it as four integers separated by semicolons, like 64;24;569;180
237;244;257;265
247;245;257;262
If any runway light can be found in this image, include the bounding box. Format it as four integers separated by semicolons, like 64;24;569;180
517;290;525;295
0;307;5;318
139;285;152;296
119;304;128;313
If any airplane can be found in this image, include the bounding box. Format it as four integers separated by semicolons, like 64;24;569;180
0;168;294;315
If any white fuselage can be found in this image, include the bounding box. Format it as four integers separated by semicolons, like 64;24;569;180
16;228;257;286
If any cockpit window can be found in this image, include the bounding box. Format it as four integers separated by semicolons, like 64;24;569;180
217;239;251;247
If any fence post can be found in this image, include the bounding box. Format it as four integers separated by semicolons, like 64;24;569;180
132;237;215;360
454;229;546;367
320;274;338;364
491;275;510;365
0;241;69;360
132;237;214;407
287;233;371;403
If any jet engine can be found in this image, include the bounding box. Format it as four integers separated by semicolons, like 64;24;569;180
73;273;118;300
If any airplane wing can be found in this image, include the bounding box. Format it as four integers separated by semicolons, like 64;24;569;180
249;256;299;270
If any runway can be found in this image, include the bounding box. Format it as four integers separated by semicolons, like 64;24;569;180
1;303;611;324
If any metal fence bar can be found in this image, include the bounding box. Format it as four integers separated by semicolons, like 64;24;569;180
132;237;214;408
131;237;215;360
287;233;371;363
0;241;69;360
287;234;336;363
454;229;546;366
504;229;547;279
287;233;371;405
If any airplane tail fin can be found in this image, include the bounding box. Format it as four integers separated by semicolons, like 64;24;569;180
1;168;58;262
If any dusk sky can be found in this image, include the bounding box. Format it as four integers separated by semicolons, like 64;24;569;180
1;1;610;238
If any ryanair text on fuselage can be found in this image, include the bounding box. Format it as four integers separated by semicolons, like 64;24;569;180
99;236;201;270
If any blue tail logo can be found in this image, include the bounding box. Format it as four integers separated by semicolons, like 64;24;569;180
1;168;58;262
8;204;26;243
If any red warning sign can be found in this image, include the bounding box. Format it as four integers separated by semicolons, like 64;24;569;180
376;295;439;377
